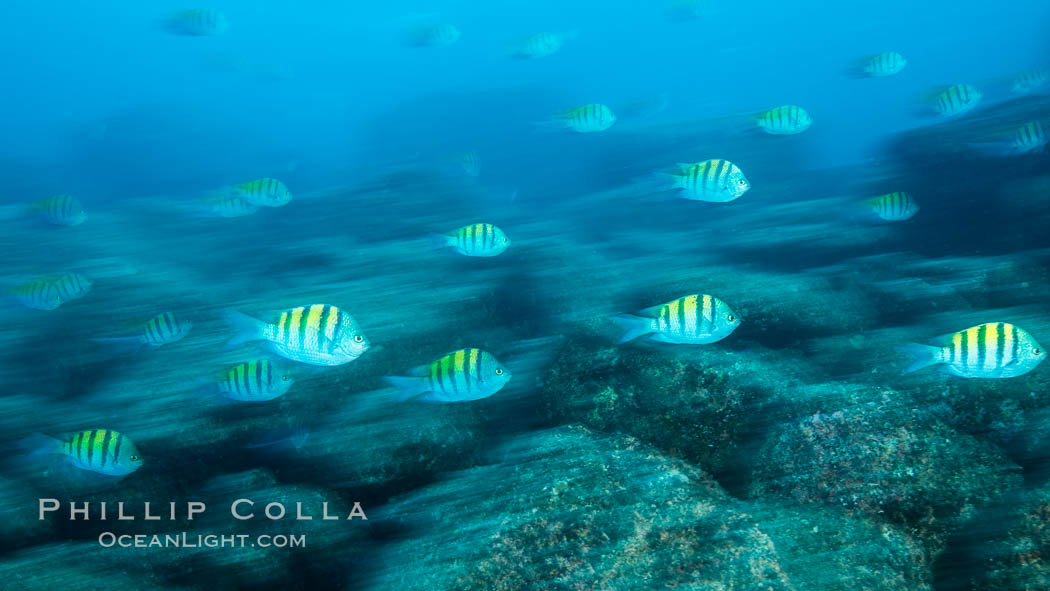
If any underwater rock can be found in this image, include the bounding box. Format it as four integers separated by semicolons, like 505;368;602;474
979;483;1050;590
538;334;763;473
362;426;931;590
0;477;53;552
749;400;1022;552
0;542;189;590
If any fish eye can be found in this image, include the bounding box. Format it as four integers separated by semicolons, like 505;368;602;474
1036;349;1042;355
353;335;364;343
495;368;504;375
727;314;735;322
130;455;140;461
282;375;290;381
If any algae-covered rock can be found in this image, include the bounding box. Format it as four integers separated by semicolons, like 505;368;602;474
978;483;1050;590
363;426;932;590
749;400;1021;551
539;335;762;473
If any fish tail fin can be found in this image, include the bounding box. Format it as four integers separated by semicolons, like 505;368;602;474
223;309;267;349
384;376;429;402
20;433;62;457
613;314;656;344
896;343;945;374
427;233;452;251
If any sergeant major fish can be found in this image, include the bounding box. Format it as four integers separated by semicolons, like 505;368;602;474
224;304;370;366
30;429;143;476
215;360;294;402
30;195;86;226
615;294;741;344
432;223;510;257
8;280;62;311
664;159;750;202
386;348;511;402
405;24;461;47
930;84;982;117
856;52;907;77
866;191;919;221
899;322;1046;378
755;105;812;135
232;178;292;207
1012;69;1049;94
546;104;616;133
164;8;229;36
510;31;577;59
93;312;193;348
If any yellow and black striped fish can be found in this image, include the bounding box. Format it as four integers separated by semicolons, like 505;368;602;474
866;192;919;221
218;360;293;402
668;159;750;202
386;348;512;402
233;178;292;207
615;294;741;344
755;105;812;135
557;104;616;133
931;84;982;117
900;322;1046;378
9;280;62;310
1011;121;1047;153
50;272;93;303
93;312;192;349
860;52;906;77
51;429;143;476
225;304;370;366
30;195;85;226
165;8;229;36
1012;69;1049;94
435;223;510;257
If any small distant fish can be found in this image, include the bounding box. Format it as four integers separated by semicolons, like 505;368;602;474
233;178;292;207
432;223;510;257
615;294;741;344
245;419;310;451
217;360;294;402
664;159;750;203
858;52;907;77
224;304;370;366
9;280;62;311
551;103;616;133
510;31;577;59
30;195;86;226
386;348;512;402
203;195;260;218
94;312;193;348
755;105;813;135
455;150;481;177
930;84;982;117
866;191;919;221
31;429;143;476
899;322;1046;378
164;9;229;36
969;121;1048;157
406;24;461;47
1012;69;1049;94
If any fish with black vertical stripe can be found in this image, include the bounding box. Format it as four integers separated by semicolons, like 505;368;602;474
28;430;143;476
385;348;511;402
164;9;229;36
214;360;294;401
755;105;812;135
899;322;1046;378
224;304;370;366
93;312;193;349
432;223;510;257
615;294;741;344
29;195;86;226
664;159;750;202
544;103;617;133
866;191;919;221
928;84;982;117
232;178;292;207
